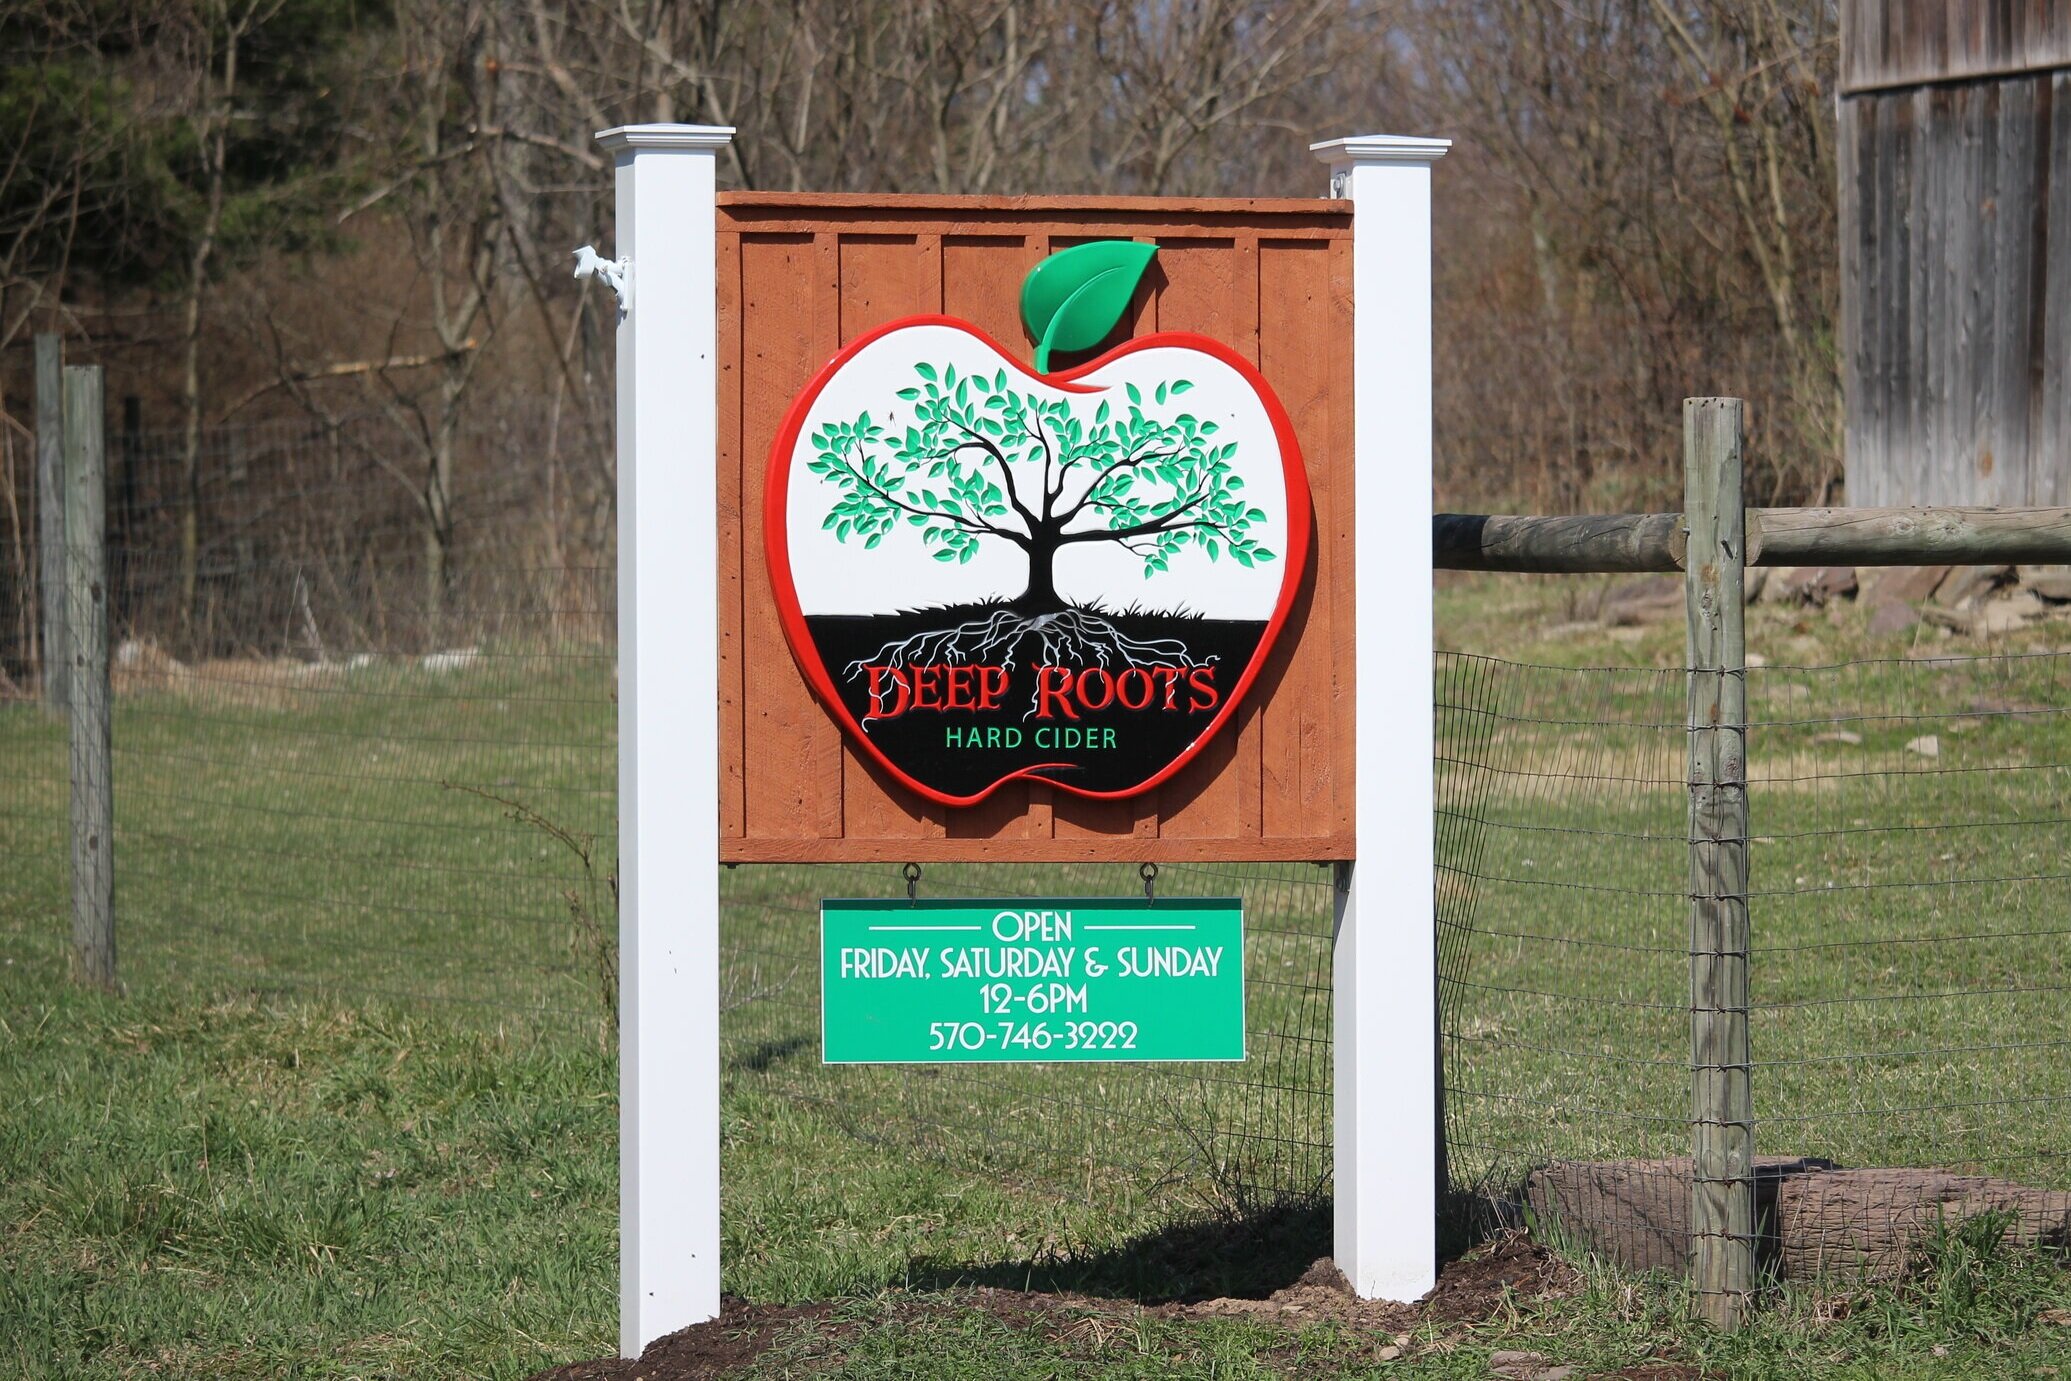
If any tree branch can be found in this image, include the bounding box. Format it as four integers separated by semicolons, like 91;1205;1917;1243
942;421;1037;531
1061;490;1218;544
1055;444;1188;527
216;344;477;422
829;439;1023;543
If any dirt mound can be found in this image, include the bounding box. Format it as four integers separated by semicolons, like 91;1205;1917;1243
529;1300;837;1381
1424;1233;1584;1323
527;1235;1582;1380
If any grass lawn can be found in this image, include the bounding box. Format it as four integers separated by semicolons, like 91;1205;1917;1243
1;578;2068;1377
6;966;2069;1379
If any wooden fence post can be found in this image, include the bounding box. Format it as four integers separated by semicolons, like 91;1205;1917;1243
1684;397;1752;1326
36;334;65;712
64;364;115;991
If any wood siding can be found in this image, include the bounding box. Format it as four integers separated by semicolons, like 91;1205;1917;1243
1841;69;2071;506
715;194;1356;863
1842;0;2071;94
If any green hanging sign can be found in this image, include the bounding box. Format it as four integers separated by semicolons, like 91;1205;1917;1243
820;898;1245;1064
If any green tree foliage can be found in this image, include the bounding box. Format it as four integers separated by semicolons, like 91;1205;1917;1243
0;0;374;299
809;360;1272;609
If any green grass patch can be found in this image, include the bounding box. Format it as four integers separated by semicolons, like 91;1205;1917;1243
1;592;2069;1375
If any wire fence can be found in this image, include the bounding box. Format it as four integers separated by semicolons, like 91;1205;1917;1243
1745;650;2071;1276
723;860;1336;1212
4;406;2068;1289
1435;653;1689;1256
1436;644;2071;1279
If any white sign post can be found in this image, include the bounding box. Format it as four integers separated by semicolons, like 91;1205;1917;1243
1311;133;1450;1304
599;122;734;1357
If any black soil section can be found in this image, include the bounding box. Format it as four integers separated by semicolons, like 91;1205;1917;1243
804;603;1267;797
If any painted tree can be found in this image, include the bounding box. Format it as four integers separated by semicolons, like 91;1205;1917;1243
807;361;1275;615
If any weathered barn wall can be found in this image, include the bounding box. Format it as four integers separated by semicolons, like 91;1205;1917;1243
1843;0;2071;92
1840;1;2071;506
715;194;1356;863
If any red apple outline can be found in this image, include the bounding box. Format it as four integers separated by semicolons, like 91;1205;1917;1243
764;313;1312;808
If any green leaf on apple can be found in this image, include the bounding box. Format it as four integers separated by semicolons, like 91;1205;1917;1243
1020;240;1158;373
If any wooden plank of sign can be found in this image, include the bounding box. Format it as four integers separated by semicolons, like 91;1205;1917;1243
916;237;946;840
834;231;936;843
1049;229;1191;844
1035;226;1124;842
1128;232;1174;843
1051;772;1147;841
720;191;1355;216
1326;231;1356;837
716;192;1355;241
943;235;1030;347
716;232;747;840
1235;234;1268;840
719;219;1351;245
939;232;1053;844
737;231;836;840
918;232;944;313
807;231;849;838
1151;236;1242;841
1020;230;1060;844
1259;238;1335;843
719;833;1356;864
2047;72;2071;505
716;198;1351;237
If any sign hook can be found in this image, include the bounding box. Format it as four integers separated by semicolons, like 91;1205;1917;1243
903;861;922;905
1139;861;1159;902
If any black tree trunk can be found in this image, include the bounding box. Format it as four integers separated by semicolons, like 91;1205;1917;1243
1013;537;1064;613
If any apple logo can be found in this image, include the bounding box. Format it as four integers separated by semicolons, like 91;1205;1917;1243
766;242;1311;806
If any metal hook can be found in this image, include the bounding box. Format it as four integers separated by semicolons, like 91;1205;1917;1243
1139;861;1158;902
903;861;922;904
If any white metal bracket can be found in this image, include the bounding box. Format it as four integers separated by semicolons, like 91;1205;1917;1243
573;244;632;319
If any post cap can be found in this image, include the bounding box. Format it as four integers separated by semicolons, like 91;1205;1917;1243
1310;134;1451;166
596;124;736;153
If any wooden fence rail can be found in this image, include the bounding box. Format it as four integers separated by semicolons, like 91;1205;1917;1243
1435;506;2071;573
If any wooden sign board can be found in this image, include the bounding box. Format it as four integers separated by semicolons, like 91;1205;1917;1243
717;194;1355;863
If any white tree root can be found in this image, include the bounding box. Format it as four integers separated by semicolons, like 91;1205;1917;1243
844;608;1207;687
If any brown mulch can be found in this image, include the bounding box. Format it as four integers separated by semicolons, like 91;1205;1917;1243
1160;1231;1578;1332
525;1234;1582;1380
527;1301;838;1381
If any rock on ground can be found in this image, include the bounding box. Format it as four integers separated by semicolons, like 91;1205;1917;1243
1760;566;1858;607
1862;565;1952;604
1935;565;2013;609
1867;600;1919;636
1525;1159;2070;1282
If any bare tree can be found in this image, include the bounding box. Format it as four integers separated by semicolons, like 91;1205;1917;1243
1648;0;1840;500
9;0;1860;656
172;0;291;649
348;0;511;637
1405;0;1839;509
